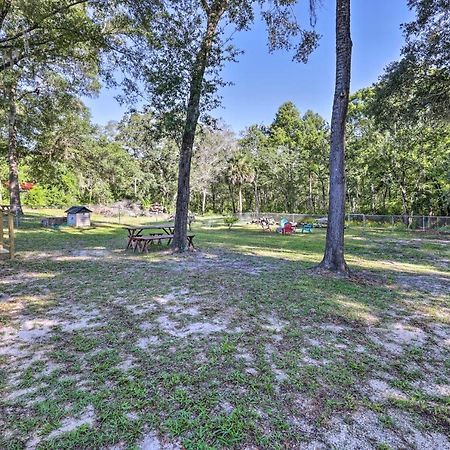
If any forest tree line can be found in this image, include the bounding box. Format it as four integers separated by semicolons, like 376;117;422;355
1;87;448;217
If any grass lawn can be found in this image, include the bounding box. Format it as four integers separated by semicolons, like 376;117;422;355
1;210;449;449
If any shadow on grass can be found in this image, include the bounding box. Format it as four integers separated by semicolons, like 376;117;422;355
4;222;446;330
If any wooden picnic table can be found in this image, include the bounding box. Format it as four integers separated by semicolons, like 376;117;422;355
124;223;175;249
132;233;195;252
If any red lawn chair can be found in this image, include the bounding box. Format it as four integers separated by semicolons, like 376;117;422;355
282;223;295;235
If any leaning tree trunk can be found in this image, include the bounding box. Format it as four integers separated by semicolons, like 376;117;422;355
171;8;224;252
318;0;352;273
7;82;22;216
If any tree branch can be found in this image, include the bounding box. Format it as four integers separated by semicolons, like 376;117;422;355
200;0;210;13
0;0;90;45
0;38;57;72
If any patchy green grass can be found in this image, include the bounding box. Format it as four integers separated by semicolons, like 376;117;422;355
0;209;449;449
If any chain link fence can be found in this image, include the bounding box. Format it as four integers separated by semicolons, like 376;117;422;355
235;212;450;231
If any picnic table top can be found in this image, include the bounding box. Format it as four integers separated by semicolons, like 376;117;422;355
124;222;175;231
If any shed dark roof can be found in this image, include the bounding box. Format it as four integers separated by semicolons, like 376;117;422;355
65;206;92;214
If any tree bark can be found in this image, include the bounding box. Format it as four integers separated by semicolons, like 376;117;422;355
202;189;207;214
228;183;236;214
317;0;352;273
238;184;243;214
254;170;260;215
400;183;409;216
308;172;314;212
171;7;224;252
211;185;216;212
7;81;23;216
320;178;327;211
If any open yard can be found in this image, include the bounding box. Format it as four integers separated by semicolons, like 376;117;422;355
1;211;449;450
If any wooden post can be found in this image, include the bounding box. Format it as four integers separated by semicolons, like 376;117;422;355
8;212;14;259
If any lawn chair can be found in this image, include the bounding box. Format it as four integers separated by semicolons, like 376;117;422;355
282;223;295;235
300;223;313;233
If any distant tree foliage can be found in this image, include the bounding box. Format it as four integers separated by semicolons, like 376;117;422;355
1;95;448;216
347;89;450;217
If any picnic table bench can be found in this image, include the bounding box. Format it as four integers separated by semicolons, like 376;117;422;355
131;233;196;252
124;223;196;252
124;223;175;250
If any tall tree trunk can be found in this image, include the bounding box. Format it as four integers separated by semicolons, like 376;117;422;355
211;185;216;212
308;172;314;212
254;170;260;215
318;0;352;273
370;183;375;212
238;184;243;214
400;183;409;216
320;179;326;211
228;183;236;214
172;7;225;252
202;189;207;215
7;82;22;216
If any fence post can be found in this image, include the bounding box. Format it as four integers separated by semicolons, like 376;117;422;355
363;214;366;228
8;213;14;259
391;215;394;231
118;206;121;224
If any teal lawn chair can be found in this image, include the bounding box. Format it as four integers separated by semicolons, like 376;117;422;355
301;223;313;233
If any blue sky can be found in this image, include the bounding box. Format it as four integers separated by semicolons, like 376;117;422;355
84;1;413;133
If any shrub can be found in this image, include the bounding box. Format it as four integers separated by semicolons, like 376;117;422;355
46;187;76;208
24;186;48;208
223;215;239;230
23;185;76;208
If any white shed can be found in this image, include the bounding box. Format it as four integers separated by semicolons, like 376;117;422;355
66;206;92;228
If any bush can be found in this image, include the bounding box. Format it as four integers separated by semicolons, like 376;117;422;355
223;215;239;230
46;187;76;208
24;186;48;208
24;185;76;208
